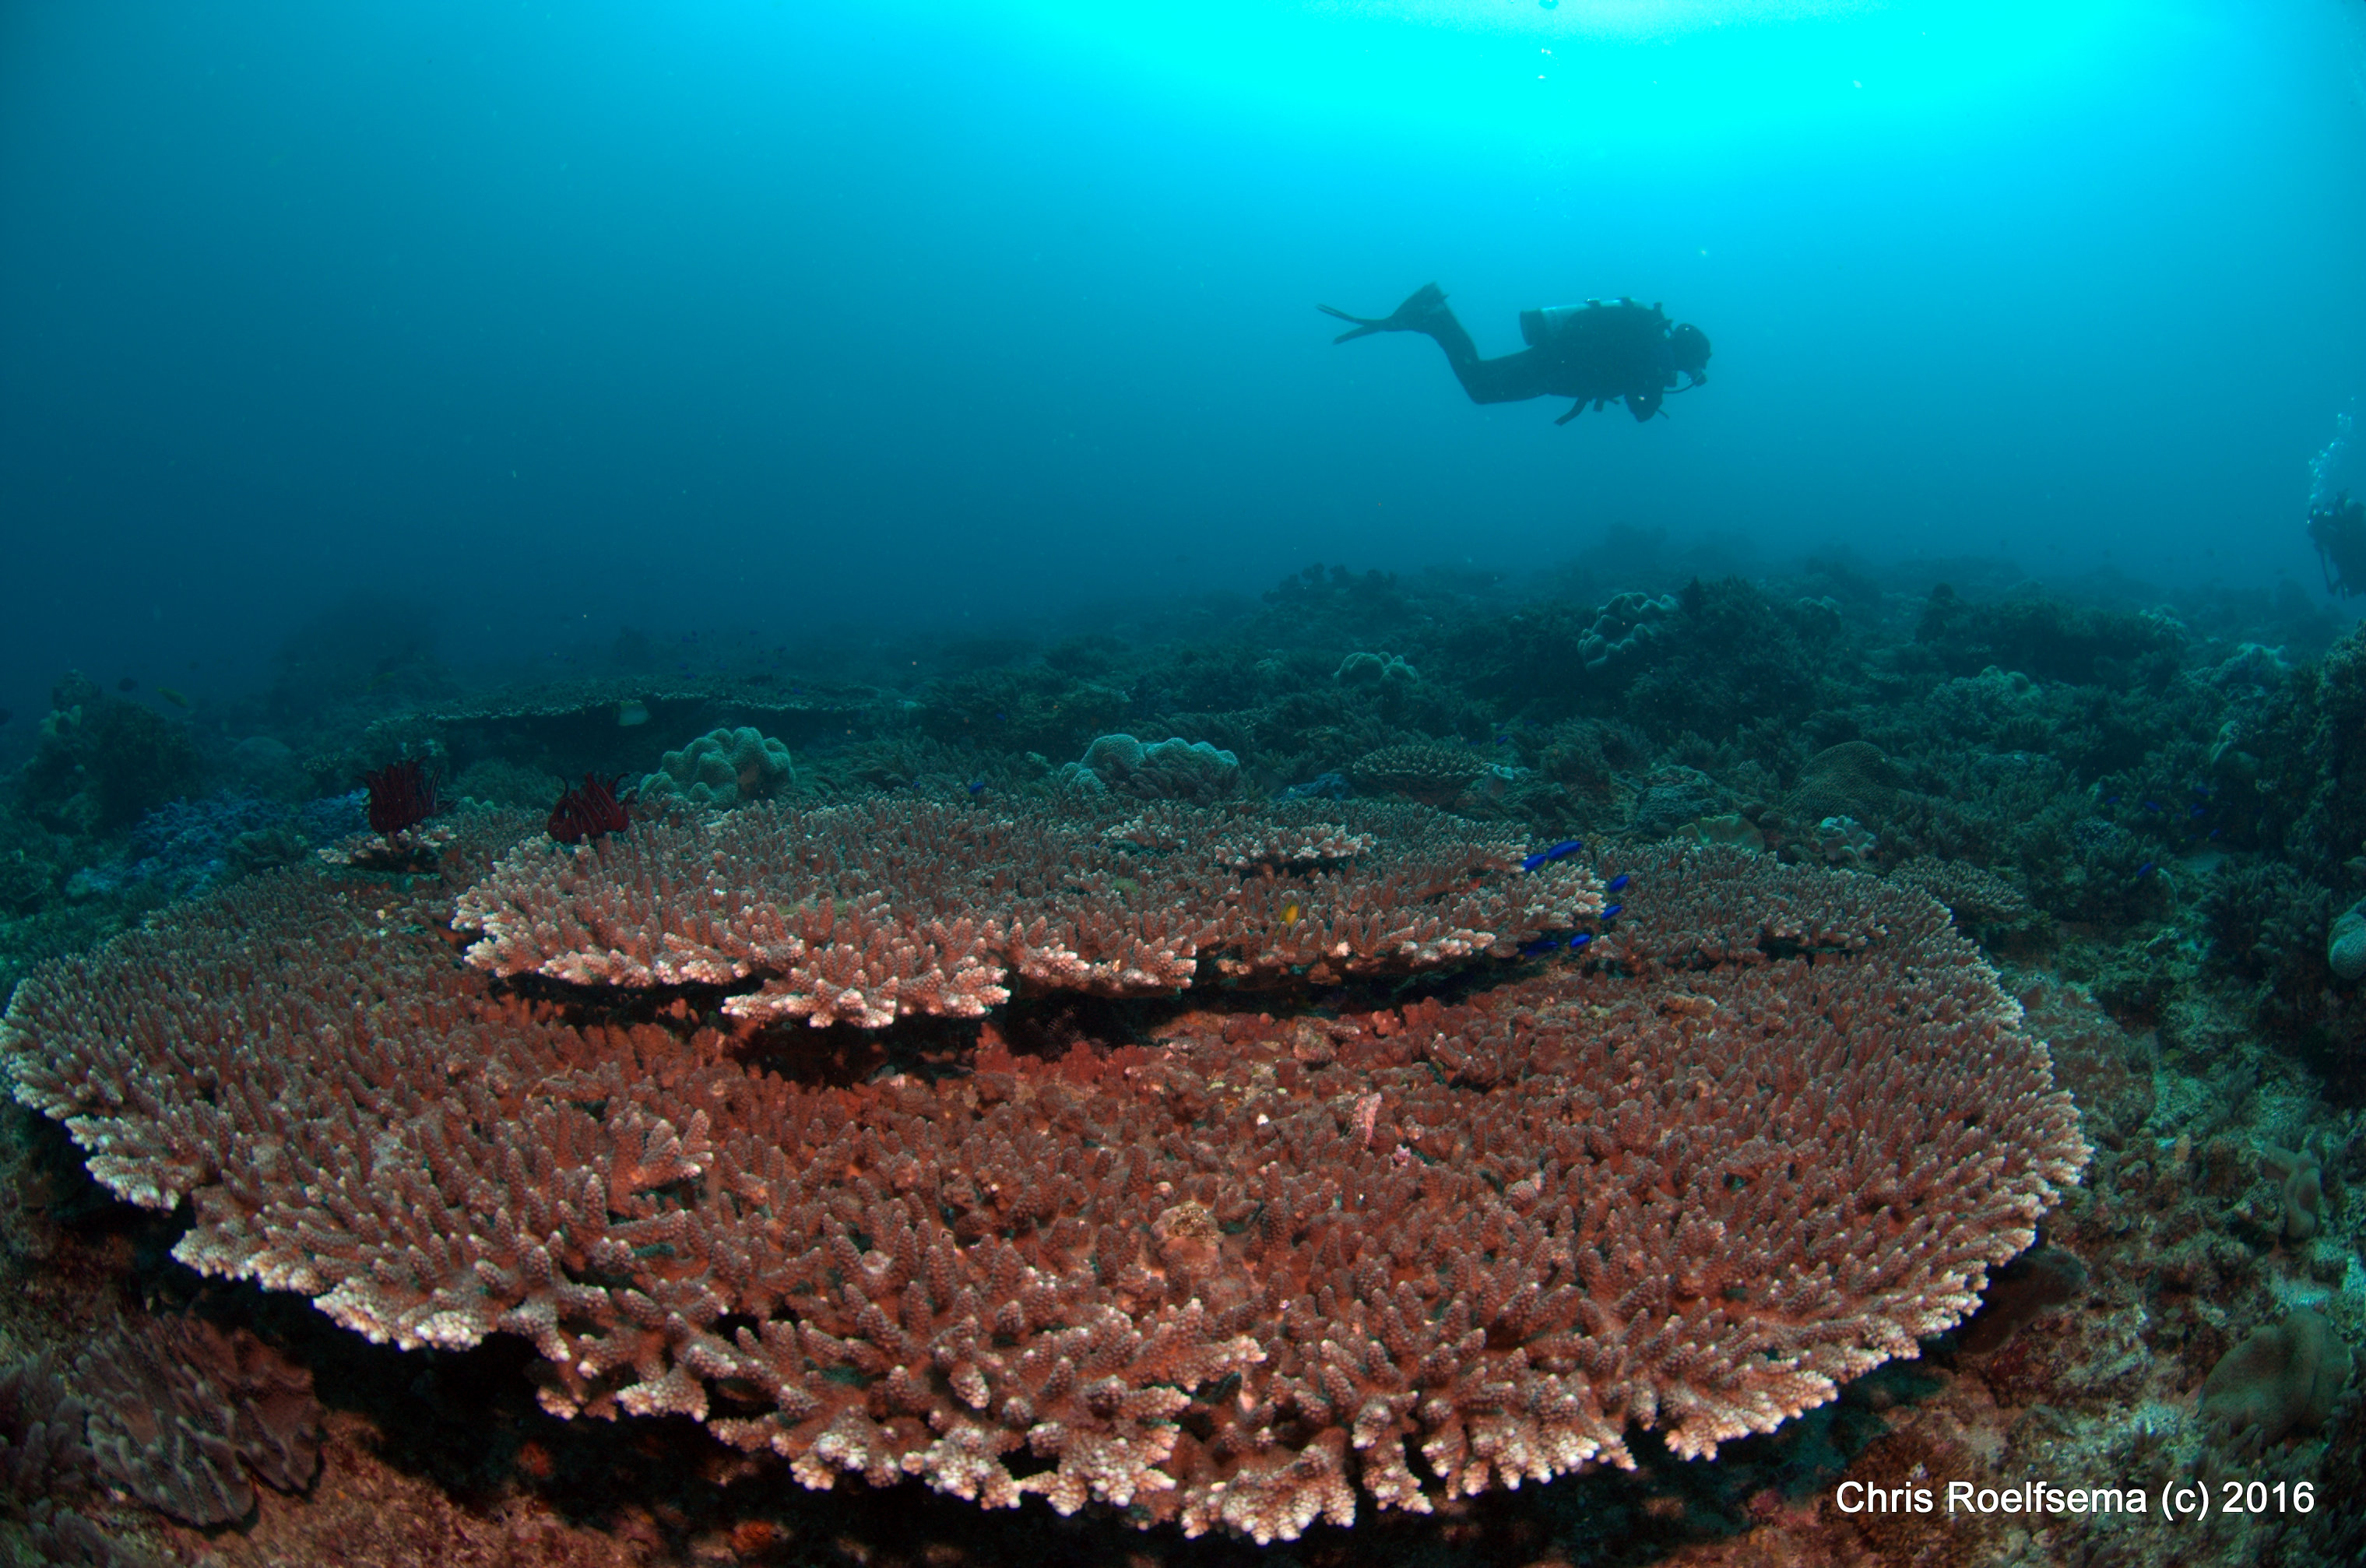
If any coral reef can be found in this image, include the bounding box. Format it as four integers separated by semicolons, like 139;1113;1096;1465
1913;584;2186;687
1351;744;1482;806
10;558;2366;1566
0;1352;122;1565
548;772;632;842
75;1310;324;1525
919;666;1131;758
1577;589;1679;673
455;797;1598;1025
5;818;2084;1544
19;673;204;835
1332;652;1419;691
361;758;441;835
2330;897;2366;981
1808;815;1878;868
2199;1308;2353;1450
1069;734;1241;803
1623;765;1737;840
1781;740;1899;828
637;726;796;810
1889;856;2035;939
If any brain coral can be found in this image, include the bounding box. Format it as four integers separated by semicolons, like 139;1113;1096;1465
1783;740;1899;828
2;811;2087;1544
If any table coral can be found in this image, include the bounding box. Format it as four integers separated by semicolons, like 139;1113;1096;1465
3;810;2087;1545
1350;744;1482;807
453;797;1591;1026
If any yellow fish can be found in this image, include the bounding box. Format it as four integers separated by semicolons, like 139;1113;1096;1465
156;687;190;708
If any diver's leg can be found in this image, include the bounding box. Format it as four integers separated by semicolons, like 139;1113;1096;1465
1401;298;1556;403
1320;283;1550;403
1434;342;1554;404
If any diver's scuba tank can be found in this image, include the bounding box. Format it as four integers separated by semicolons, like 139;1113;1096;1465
1517;304;1592;346
1518;297;1665;346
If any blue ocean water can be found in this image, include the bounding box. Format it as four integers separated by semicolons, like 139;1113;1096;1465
2;0;2362;738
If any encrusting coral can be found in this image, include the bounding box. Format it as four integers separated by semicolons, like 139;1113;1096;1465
2;803;2089;1545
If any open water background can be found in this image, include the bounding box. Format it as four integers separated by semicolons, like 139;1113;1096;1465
4;0;2364;742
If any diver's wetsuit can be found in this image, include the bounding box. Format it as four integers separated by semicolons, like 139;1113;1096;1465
2310;493;2366;596
1321;282;1709;424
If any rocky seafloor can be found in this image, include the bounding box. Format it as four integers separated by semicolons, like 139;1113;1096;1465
0;545;2360;1568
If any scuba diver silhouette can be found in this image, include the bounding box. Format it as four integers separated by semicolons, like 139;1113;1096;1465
2309;492;2366;596
1320;282;1710;424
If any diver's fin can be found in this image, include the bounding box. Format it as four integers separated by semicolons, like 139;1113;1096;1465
1319;282;1449;344
1317;304;1390;343
1555;399;1587;426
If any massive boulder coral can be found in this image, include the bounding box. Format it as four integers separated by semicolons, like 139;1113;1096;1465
637;725;796;809
1068;733;1242;803
2;807;2088;1544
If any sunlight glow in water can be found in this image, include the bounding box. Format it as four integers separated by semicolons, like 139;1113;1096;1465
944;0;2147;153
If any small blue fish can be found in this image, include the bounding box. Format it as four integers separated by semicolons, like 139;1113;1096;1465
967;780;986;796
1520;840;1581;872
2104;794;2121;805
2135;863;2154;879
2192;783;2211;796
1601;902;1624;919
1606;873;1630;893
2209;828;2222;839
2188;804;2206;818
1567;932;1593;950
2143;800;2160;814
1520;937;1559;957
